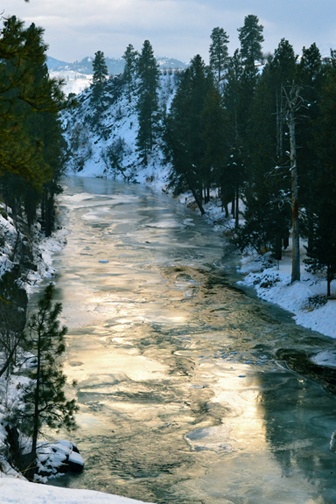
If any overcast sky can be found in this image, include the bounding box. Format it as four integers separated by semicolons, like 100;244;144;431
2;0;336;63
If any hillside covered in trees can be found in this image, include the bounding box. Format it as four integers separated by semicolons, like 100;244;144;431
0;15;80;481
64;14;336;299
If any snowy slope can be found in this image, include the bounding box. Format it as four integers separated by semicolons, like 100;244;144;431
50;70;92;95
62;72;177;186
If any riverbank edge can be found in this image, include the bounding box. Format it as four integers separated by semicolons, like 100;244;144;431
174;185;336;340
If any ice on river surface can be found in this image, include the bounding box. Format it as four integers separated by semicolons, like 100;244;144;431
47;176;336;504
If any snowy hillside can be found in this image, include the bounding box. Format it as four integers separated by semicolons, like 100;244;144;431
62;72;177;184
48;56;187;96
48;56;187;76
50;70;92;95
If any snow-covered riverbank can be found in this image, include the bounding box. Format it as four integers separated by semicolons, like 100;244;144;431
179;187;336;341
0;475;153;504
0;197;154;503
238;248;335;339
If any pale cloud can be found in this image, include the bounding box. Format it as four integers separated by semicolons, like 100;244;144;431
1;0;336;62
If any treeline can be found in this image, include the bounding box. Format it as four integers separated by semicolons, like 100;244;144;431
0;15;78;478
0;15;67;237
165;16;336;294
87;41;163;168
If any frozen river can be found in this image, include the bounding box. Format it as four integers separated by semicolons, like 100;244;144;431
49;176;336;503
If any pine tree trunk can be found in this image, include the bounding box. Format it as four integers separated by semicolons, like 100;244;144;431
235;186;239;229
288;107;300;283
185;174;205;215
276;90;284;158
31;320;42;460
327;265;331;297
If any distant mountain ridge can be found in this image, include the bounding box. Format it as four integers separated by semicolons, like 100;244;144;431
47;55;187;76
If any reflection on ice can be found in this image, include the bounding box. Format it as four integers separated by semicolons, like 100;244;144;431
51;177;336;504
143;220;186;229
185;425;233;452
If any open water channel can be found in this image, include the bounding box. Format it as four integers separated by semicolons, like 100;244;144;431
47;176;336;503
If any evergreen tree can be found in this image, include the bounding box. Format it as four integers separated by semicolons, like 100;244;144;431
0;16;49;186
92;50;109;86
91;50;109;103
222;49;244;143
19;284;78;473
201;87;228;205
0;269;28;378
165;55;215;213
297;43;324;250
305;55;336;295
236;42;297;258
271;39;298;159
209;27;230;89
238;14;264;68
122;43;138;102
236;15;264;144
0;16;66;234
221;49;247;223
136;40;160;165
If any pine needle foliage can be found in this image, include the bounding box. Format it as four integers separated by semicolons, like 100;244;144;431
19;284;78;461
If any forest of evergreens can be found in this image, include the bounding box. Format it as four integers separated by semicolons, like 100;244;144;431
0;15;67;236
164;17;336;295
0;15;77;477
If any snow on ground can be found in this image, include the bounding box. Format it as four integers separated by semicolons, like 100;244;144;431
0;476;153;504
25;227;69;295
238;245;336;339
50;70;92;95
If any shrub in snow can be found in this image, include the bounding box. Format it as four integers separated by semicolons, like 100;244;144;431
305;294;328;311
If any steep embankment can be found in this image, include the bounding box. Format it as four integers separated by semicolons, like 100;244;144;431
61;72;177;185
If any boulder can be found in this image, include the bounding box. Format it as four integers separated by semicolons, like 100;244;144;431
37;439;84;478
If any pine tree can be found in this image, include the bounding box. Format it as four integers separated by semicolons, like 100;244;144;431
236;43;296;257
209;27;229;89
92;50;109;86
201;87;228;205
165;55;215;213
136;40;160;165
19;284;78;473
305;55;336;295
91;50;109;103
222;50;244;142
0;269;28;378
236;15;264;145
297;43;324;251
238;14;264;68
122;43;138;102
0;16;66;234
271;39;298;159
221;49;248;223
0;16;49;187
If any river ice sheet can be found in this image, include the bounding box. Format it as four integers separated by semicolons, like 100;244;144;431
44;177;336;504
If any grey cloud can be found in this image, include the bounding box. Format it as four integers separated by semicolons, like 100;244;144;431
2;0;336;62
